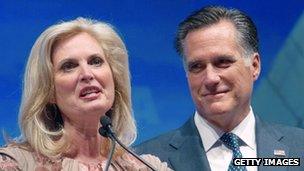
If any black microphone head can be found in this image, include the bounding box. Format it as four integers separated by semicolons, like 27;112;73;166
98;127;109;138
100;115;112;127
99;115;116;138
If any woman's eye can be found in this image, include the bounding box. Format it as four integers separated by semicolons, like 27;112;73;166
89;56;103;66
60;62;77;72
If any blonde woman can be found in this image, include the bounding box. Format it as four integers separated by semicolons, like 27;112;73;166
0;18;171;171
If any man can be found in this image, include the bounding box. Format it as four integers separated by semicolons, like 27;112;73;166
136;6;304;171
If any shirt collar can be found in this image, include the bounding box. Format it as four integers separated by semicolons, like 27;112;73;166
231;107;256;150
194;107;256;152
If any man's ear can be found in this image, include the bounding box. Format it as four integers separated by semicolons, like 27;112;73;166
251;53;261;81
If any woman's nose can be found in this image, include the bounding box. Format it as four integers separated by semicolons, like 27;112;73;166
79;64;94;82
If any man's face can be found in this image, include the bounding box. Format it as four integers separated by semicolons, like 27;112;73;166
183;20;260;129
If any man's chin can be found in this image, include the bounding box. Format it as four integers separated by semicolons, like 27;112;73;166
203;103;232;116
209;109;228;116
206;101;231;111
200;107;233;126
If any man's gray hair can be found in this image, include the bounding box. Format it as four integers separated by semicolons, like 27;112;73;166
175;6;259;59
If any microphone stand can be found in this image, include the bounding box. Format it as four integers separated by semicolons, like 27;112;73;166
99;116;157;171
109;133;156;171
105;136;116;171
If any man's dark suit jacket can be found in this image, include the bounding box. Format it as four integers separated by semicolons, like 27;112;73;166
135;115;304;171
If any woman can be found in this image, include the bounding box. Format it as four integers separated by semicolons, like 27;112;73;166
0;18;171;171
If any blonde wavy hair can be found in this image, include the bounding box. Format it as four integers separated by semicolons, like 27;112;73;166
18;17;136;157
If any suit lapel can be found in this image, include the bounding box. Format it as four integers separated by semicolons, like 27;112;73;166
167;115;291;170
256;116;289;171
168;117;211;171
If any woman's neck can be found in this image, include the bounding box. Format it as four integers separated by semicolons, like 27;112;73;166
63;119;106;162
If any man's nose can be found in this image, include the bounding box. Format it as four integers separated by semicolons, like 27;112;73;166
79;64;94;83
203;65;220;89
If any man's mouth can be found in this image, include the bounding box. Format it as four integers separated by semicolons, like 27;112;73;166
202;90;229;97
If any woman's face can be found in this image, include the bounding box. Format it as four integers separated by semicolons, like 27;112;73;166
52;32;115;121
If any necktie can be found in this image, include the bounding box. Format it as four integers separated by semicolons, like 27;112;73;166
220;132;247;171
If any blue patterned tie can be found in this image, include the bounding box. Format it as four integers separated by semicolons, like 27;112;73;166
220;132;247;171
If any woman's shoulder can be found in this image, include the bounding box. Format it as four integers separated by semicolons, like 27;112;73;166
0;144;34;170
0;150;19;170
0;145;64;171
113;153;173;171
140;154;173;171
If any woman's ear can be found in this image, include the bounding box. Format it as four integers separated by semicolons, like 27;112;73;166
49;95;56;104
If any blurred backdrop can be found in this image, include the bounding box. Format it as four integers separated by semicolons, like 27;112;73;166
0;0;303;145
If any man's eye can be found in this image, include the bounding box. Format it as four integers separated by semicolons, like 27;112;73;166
188;62;205;73
60;62;77;72
89;56;103;66
215;58;234;68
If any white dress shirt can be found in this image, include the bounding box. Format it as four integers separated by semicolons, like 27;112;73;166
194;107;257;171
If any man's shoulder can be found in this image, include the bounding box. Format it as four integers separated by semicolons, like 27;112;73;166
135;127;180;153
264;121;304;135
133;128;180;166
261;121;304;148
257;115;304;136
272;123;304;138
134;117;195;155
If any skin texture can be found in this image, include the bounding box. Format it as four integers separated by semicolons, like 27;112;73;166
184;20;260;131
52;32;115;163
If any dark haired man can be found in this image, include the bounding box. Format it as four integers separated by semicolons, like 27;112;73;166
136;6;304;171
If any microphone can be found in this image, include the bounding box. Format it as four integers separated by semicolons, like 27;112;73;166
99;115;157;171
99;115;116;138
99;116;116;171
